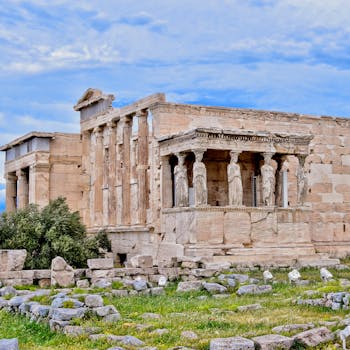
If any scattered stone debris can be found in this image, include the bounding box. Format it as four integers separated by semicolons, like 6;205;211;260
293;327;334;347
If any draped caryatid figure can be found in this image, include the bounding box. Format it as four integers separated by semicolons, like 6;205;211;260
261;152;276;206
297;155;308;206
227;151;243;206
174;153;189;207
193;150;208;206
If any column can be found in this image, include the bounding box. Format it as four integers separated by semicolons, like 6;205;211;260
93;126;104;225
227;151;243;206
107;121;117;226
297;154;307;206
161;156;173;208
29;162;51;208
174;153;189;207
121;116;132;225
16;169;29;209
5;173;17;212
261;152;276;206
193;149;207;206
81;130;91;227
137;110;149;224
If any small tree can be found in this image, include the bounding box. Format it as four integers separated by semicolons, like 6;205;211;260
0;197;111;269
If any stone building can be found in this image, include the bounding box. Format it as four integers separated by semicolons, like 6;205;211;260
2;88;350;266
1;132;81;211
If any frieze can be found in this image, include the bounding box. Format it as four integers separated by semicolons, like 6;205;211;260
159;128;313;150
162;206;311;214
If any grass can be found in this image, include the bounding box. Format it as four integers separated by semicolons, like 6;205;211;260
1;267;350;349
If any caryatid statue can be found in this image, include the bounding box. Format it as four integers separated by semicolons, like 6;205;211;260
297;155;307;206
193;150;208;206
261;153;276;206
227;151;243;206
174;153;189;207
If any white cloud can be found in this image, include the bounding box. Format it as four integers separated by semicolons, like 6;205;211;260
17;115;79;133
0;0;349;76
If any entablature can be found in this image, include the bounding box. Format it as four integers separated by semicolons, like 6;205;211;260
158;128;313;156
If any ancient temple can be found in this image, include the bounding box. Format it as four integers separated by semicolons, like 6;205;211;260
2;88;350;266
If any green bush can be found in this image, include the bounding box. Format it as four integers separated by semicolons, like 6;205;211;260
0;197;111;269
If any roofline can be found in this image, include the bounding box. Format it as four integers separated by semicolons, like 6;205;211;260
0;131;79;151
150;101;350;122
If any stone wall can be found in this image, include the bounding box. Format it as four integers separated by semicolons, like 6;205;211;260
151;103;350;259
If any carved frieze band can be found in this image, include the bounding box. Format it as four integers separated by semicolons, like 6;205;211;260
160;129;312;147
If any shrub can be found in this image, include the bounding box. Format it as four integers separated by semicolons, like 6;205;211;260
0;197;111;269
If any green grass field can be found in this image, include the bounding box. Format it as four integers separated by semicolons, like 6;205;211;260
1;266;350;349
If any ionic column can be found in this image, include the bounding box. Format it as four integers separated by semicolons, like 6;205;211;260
121;116;132;225
297;154;307;206
193;150;207;206
81;130;91;227
174;153;189;207
107;121;117;226
16;169;29;209
137;110;149;224
93;126;104;225
227;151;243;206
261;152;276;206
5;173;17;212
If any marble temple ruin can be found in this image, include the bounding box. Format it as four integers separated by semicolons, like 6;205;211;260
1;88;350;266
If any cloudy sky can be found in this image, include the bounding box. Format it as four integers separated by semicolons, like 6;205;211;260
1;0;350;211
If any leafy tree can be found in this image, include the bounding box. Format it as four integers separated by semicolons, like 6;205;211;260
0;197;111;269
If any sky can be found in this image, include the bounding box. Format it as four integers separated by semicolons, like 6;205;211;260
1;0;350;211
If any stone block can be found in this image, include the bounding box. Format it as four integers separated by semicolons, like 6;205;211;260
51;307;87;321
88;269;115;280
157;243;184;264
210;336;254;350
38;279;51;288
196;211;224;244
0;250;27;271
293;327;333;347
87;258;114;270
129;255;153;268
0;338;19;350
176;210;195;244
252;334;294;349
236;285;272;296
85;294;104;308
32;270;51;279
251;211;278;246
76;279;90;288
51;257;74;287
224;211;251;245
176;281;202;292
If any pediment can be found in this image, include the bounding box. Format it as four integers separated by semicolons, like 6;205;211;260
74;88;115;111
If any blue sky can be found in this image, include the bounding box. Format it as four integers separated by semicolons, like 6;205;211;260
1;0;350;211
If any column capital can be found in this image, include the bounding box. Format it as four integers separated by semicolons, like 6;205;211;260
121;115;133;124
263;152;274;162
6;173;17;182
297;154;307;166
82;129;91;136
107;120;117;129
16;169;25;178
135;109;148;118
192;149;206;162
229;151;240;163
175;152;186;165
92;126;103;135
